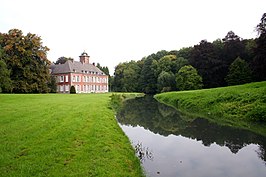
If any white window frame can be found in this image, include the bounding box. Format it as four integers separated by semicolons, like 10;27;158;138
60;76;64;82
60;85;64;92
65;85;69;92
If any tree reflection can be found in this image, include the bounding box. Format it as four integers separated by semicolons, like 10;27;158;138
116;95;266;164
134;142;154;163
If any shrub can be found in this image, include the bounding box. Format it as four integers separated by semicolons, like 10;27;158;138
70;86;76;94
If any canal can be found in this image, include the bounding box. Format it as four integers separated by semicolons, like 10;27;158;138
116;95;266;177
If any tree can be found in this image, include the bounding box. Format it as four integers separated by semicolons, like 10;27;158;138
226;57;252;85
176;65;203;91
157;71;176;92
222;31;246;65
256;13;266;35
55;57;73;64
190;40;226;88
113;61;141;92
139;56;157;94
155;55;188;75
0;60;12;92
0;29;51;93
70;85;76;94
48;75;57;93
96;63;110;76
253;13;266;81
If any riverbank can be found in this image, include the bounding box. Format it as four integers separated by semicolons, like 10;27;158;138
155;81;266;136
0;94;144;176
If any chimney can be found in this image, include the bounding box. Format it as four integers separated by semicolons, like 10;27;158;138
79;51;90;64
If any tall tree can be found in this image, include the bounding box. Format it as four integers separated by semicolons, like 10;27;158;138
190;40;226;88
55;56;73;64
139;56;157;94
113;61;141;92
222;31;246;64
0;29;51;93
155;55;188;75
157;71;176;92
0;60;12;92
225;57;252;85
176;65;203;91
253;13;266;81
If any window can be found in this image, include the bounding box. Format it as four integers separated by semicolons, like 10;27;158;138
83;76;86;82
60;85;64;92
72;76;76;82
65;75;69;82
65;85;69;92
77;76;80;82
60;76;64;82
76;85;80;92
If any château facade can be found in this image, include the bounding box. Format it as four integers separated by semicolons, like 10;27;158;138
50;52;108;93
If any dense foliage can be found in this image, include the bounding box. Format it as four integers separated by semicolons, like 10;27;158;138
113;13;266;94
0;29;51;93
70;85;76;94
176;65;203;90
226;57;252;85
54;56;74;64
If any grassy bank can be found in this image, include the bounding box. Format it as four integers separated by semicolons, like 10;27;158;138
155;81;266;136
0;94;143;177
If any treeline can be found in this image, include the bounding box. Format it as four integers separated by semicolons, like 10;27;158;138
112;13;266;94
0;29;52;93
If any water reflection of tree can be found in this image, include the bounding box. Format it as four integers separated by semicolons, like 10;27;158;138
116;95;266;164
134;142;154;163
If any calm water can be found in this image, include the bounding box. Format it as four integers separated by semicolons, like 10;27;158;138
116;96;266;177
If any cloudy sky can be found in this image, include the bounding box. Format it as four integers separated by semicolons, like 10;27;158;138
1;0;265;74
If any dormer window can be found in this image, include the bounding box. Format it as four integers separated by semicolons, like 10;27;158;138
73;69;76;72
81;70;84;73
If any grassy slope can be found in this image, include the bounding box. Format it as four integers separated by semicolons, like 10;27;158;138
155;81;266;136
0;94;143;177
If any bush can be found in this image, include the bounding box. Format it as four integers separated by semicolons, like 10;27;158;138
70;86;76;94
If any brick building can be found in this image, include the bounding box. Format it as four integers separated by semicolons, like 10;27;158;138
50;52;108;93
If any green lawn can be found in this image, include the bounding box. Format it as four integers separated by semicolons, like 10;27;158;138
155;81;266;136
0;94;143;177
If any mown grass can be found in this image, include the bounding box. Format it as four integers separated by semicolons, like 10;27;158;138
155;81;266;136
0;94;144;177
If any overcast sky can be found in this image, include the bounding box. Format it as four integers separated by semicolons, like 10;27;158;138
1;0;265;74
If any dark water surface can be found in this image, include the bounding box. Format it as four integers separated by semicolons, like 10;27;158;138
116;96;266;177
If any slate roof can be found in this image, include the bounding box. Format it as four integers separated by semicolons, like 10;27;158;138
51;60;105;75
